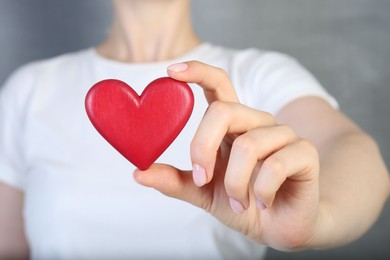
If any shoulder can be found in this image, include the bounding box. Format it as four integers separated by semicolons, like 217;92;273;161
204;43;336;114
204;43;301;70
204;44;315;87
3;49;92;88
0;49;92;113
1;49;92;94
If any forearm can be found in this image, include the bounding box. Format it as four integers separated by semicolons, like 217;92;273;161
312;132;390;248
0;182;30;259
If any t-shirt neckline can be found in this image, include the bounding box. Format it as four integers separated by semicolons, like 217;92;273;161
88;42;212;70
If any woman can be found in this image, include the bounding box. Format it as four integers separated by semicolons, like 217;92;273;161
0;0;389;259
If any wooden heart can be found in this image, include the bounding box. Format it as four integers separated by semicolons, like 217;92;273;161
85;77;194;170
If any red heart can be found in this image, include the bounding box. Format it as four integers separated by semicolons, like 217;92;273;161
85;77;194;170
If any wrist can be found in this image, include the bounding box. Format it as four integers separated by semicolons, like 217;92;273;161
292;200;333;250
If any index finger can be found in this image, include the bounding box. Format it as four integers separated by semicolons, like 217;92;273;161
167;61;239;104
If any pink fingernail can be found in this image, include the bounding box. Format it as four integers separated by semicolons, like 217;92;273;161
256;199;267;210
192;163;207;187
229;198;245;214
167;62;188;72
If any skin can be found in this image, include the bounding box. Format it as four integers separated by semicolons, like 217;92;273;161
0;183;29;259
135;62;389;250
1;0;389;257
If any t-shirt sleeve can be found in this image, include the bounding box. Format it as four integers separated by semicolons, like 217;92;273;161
233;50;338;115
0;65;34;190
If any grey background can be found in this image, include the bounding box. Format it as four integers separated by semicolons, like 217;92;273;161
0;0;389;259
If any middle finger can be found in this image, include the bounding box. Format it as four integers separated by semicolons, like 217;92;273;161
191;101;276;186
224;125;298;213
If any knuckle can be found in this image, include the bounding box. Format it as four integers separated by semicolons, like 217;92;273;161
263;156;286;178
277;124;296;137
214;67;231;88
207;101;231;118
253;177;276;208
216;67;229;79
224;178;244;198
297;139;320;173
297;139;319;161
190;139;213;159
259;111;277;125
253;183;267;200
232;134;258;155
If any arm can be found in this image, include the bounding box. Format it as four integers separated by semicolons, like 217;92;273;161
0;181;29;259
276;96;390;247
133;61;390;250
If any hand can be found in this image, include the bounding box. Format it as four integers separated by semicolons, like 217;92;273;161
134;61;322;250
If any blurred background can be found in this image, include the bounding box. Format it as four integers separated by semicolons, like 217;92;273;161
0;0;389;259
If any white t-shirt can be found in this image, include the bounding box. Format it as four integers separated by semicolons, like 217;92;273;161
0;43;337;259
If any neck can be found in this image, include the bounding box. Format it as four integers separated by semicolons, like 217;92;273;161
97;0;201;63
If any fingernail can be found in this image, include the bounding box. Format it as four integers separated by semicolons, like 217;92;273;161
256;199;267;210
192;163;207;187
167;62;188;72
229;198;245;214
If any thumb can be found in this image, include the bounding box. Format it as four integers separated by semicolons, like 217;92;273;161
133;163;211;210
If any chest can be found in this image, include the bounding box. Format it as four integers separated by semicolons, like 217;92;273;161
21;79;213;257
